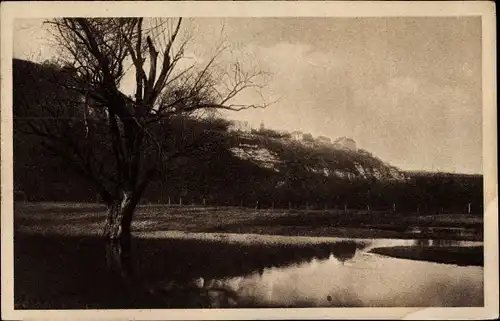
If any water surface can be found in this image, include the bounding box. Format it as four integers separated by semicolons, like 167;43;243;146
14;234;483;309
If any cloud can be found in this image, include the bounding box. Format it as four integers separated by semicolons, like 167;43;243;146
255;42;342;84
352;77;482;173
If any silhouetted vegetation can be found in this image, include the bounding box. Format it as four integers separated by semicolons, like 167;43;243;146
13;59;483;215
14;17;270;240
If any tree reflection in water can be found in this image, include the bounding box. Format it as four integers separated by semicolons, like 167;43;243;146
331;241;358;263
143;240;363;308
103;237;474;309
105;238;142;305
104;238;241;308
148;278;240;308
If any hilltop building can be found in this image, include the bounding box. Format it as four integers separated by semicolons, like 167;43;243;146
291;131;303;141
333;136;357;151
316;136;332;145
302;133;314;143
229;120;252;132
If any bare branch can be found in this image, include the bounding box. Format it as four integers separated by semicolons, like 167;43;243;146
26;17;272;208
144;35;158;102
148;18;183;105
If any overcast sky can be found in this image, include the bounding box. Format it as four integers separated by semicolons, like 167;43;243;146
13;17;482;174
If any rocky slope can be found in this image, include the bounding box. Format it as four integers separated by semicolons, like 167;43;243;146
227;129;407;182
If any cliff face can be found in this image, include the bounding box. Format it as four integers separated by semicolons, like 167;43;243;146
228;132;407;183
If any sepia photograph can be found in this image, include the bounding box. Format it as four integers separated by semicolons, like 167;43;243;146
1;1;497;320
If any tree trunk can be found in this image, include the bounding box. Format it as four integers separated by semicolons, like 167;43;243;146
103;191;139;240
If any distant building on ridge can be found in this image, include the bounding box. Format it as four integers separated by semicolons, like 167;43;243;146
291;130;303;141
316;136;332;145
302;133;314;143
229;120;251;132
333;136;357;151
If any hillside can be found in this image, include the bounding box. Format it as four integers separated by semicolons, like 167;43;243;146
12;59;482;214
228;128;406;181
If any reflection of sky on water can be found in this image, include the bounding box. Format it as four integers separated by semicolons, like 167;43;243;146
187;241;483;308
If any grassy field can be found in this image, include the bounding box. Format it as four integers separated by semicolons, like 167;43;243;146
14;202;483;241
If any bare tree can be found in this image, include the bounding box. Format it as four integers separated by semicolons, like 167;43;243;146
18;18;270;240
